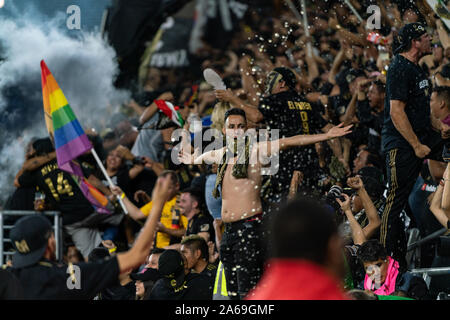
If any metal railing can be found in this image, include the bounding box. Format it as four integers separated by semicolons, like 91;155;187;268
409;267;450;288
0;210;63;266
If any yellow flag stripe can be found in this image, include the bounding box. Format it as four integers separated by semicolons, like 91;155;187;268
48;88;69;113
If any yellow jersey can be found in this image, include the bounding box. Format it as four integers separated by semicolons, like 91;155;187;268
140;196;187;248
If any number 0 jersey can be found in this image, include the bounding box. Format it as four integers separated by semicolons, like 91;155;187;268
258;90;328;200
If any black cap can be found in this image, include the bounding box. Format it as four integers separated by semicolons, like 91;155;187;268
272;67;297;90
130;267;161;282
357;166;384;185
158;250;186;289
394;23;427;54
10;215;53;269
343;68;366;85
335;68;365;94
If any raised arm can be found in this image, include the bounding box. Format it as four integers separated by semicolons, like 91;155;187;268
436;19;450;50
263;123;352;156
239;55;261;106
348;176;381;239
116;176;171;273
110;185;146;220
341;79;371;125
337;194;367;245
139;92;174;125
215;89;264;123
178;130;225;165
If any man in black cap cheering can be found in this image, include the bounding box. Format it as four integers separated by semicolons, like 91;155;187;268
6;176;172;299
381;22;445;271
148;249;212;299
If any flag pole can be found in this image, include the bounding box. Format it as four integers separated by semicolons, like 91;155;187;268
342;0;364;23
298;0;313;57
90;148;129;215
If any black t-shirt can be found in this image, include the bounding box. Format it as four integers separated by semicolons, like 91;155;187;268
200;263;217;291
259;90;328;200
0;268;24;299
186;212;215;242
102;166;132;199
149;272;212;300
9;257;120;300
382;54;432;152
18;160;94;225
259;90;328;137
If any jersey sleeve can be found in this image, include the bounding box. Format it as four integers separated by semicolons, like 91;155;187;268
258;96;275;120
68;257;120;299
140;201;153;217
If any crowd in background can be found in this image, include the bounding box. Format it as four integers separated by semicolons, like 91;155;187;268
2;0;450;300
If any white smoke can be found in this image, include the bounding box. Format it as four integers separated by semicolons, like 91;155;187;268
0;9;130;207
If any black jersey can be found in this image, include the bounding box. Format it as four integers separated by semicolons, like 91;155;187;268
259;90;328;136
9;257;120;300
382;54;432;152
18;159;94;225
258;90;328;200
186;212;215;242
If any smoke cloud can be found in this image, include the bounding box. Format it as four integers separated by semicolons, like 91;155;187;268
0;6;129;207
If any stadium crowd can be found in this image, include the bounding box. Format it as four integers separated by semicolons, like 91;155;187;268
1;0;450;300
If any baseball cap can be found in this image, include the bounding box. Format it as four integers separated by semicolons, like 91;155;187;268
130;267;161;282
158;250;186;289
394;23;427;54
10;215;53;269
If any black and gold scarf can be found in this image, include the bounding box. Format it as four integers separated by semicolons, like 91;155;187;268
212;136;251;198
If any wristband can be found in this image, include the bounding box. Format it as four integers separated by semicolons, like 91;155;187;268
120;192;125;199
109;247;117;254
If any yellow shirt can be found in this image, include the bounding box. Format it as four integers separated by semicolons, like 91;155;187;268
140;196;187;248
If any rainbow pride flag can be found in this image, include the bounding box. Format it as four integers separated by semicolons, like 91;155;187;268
41;60;110;214
41;60;93;166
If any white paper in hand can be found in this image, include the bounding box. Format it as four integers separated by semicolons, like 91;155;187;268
203;68;226;90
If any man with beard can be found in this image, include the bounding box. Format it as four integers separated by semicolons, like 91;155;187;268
179;108;351;299
380;23;445;271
